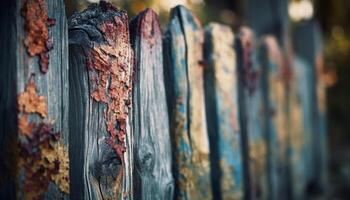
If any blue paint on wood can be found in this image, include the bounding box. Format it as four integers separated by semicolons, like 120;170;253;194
163;5;212;200
204;23;243;200
292;20;328;193
288;57;314;199
258;37;288;200
236;27;268;200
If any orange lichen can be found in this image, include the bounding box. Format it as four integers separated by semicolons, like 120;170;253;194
44;143;70;194
86;2;133;161
17;77;47;117
18;122;61;200
22;0;55;73
18;115;35;136
17;79;69;198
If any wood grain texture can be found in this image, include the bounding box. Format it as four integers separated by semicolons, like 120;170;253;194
259;36;289;200
236;27;268;200
130;8;174;200
163;5;212;200
68;2;133;199
0;0;69;199
203;23;243;200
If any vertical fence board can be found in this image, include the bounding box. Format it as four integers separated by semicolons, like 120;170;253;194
163;5;212;200
0;0;69;199
236;27;268;200
204;23;243;200
259;37;289;200
130;8;174;200
288;57;313;199
315;49;328;193
68;2;133;199
163;10;191;200
292;21;328;193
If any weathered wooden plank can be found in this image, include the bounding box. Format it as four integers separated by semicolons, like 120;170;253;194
292;20;328;194
236;27;268;200
163;5;212;200
163;9;190;200
0;0;69;199
130;8;174;200
258;36;289;200
68;2;133;199
203;23;243;200
288;57;313;199
314;46;328;194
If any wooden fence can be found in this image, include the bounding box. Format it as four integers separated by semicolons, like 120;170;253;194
0;1;327;200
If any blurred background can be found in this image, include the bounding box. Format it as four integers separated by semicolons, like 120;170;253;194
65;0;350;198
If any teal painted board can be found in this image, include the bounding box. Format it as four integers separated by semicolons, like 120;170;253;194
314;50;328;192
292;20;328;193
130;8;174;200
288;57;314;199
236;27;268;200
204;23;243;200
163;5;212;200
258;36;289;200
163;9;190;200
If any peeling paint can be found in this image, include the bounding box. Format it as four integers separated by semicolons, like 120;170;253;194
22;0;55;74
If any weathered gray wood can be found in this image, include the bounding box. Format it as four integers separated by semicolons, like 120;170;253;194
163;5;212;200
130;8;174;200
68;2;133;199
0;0;69;199
236;27;268;200
204;23;243;200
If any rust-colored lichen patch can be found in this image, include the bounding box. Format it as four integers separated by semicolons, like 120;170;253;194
17;79;69;198
18;122;60;199
17;77;47;118
86;4;133;162
44;143;70;194
18;115;35;136
22;0;55;74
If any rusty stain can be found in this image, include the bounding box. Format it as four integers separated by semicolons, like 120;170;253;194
17;79;69;198
22;0;55;74
86;2;133;165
